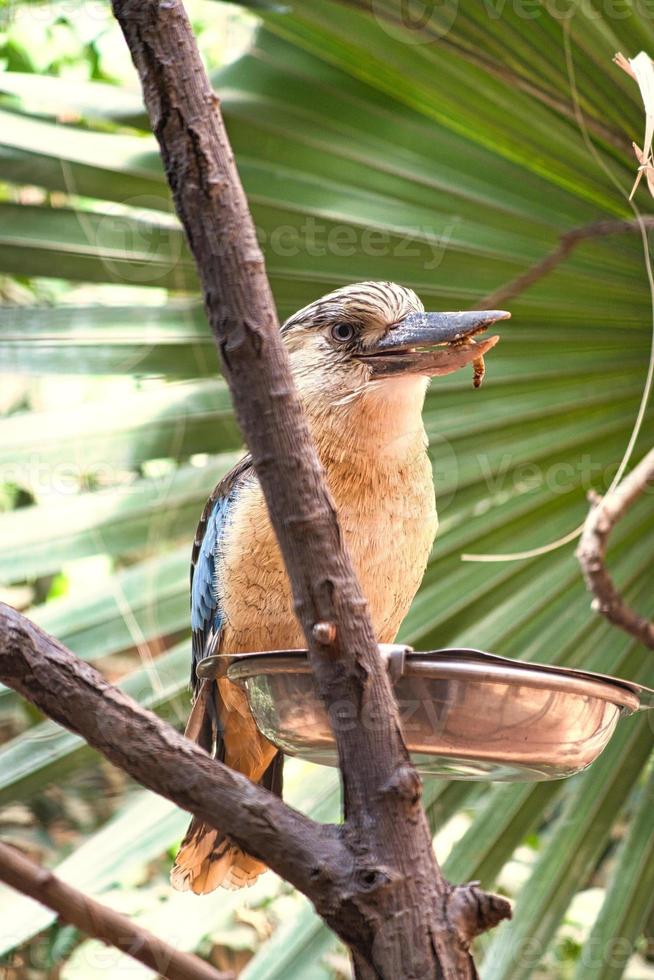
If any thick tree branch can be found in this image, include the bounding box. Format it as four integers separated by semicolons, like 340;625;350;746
104;0;510;975
576;448;654;649
0;604;357;937
0;842;231;980
0;1;512;972
0;603;510;966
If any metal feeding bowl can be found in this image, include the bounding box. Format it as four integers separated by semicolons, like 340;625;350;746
197;646;654;782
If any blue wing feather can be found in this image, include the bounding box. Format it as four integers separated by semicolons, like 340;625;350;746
191;497;227;637
182;454;284;858
189;455;253;692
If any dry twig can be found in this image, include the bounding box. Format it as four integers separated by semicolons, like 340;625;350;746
479;217;654;311
0;842;231;980
576;448;654;649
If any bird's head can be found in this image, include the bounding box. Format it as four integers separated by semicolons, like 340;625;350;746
281;281;508;415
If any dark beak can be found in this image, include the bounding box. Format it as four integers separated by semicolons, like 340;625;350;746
356;309;510;383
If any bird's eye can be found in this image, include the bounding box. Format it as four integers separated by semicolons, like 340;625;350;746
331;322;356;343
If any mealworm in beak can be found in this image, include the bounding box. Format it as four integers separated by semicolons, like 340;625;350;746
472;354;486;388
453;335;486;388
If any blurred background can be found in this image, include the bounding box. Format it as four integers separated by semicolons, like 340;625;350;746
0;0;653;976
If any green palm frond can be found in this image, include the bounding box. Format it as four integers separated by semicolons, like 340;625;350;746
1;2;653;976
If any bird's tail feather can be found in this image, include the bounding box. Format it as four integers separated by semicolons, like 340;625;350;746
171;682;283;894
170;820;267;892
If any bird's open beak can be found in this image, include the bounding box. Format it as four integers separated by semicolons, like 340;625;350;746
355;310;510;383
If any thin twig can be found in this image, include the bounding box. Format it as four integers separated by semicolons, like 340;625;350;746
479;217;654;311
0;842;231;980
576;447;654;649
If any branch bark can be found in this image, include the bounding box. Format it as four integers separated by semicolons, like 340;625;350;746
104;1;513;976
0;842;231;980
0;604;354;925
576;448;654;649
0;603;510;972
0;0;513;972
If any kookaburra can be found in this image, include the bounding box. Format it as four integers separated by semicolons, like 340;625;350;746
171;281;507;893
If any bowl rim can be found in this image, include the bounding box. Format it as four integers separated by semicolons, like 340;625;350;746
195;646;652;712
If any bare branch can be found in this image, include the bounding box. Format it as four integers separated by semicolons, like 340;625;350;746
479;218;654;311
576;448;654;649
0;842;231;980
109;0;402;827
106;0;504;974
0;1;513;971
0;604;358;929
0;604;510;965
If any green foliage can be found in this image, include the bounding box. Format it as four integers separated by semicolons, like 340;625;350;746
1;0;653;976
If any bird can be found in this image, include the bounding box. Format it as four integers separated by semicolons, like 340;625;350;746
171;281;507;894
